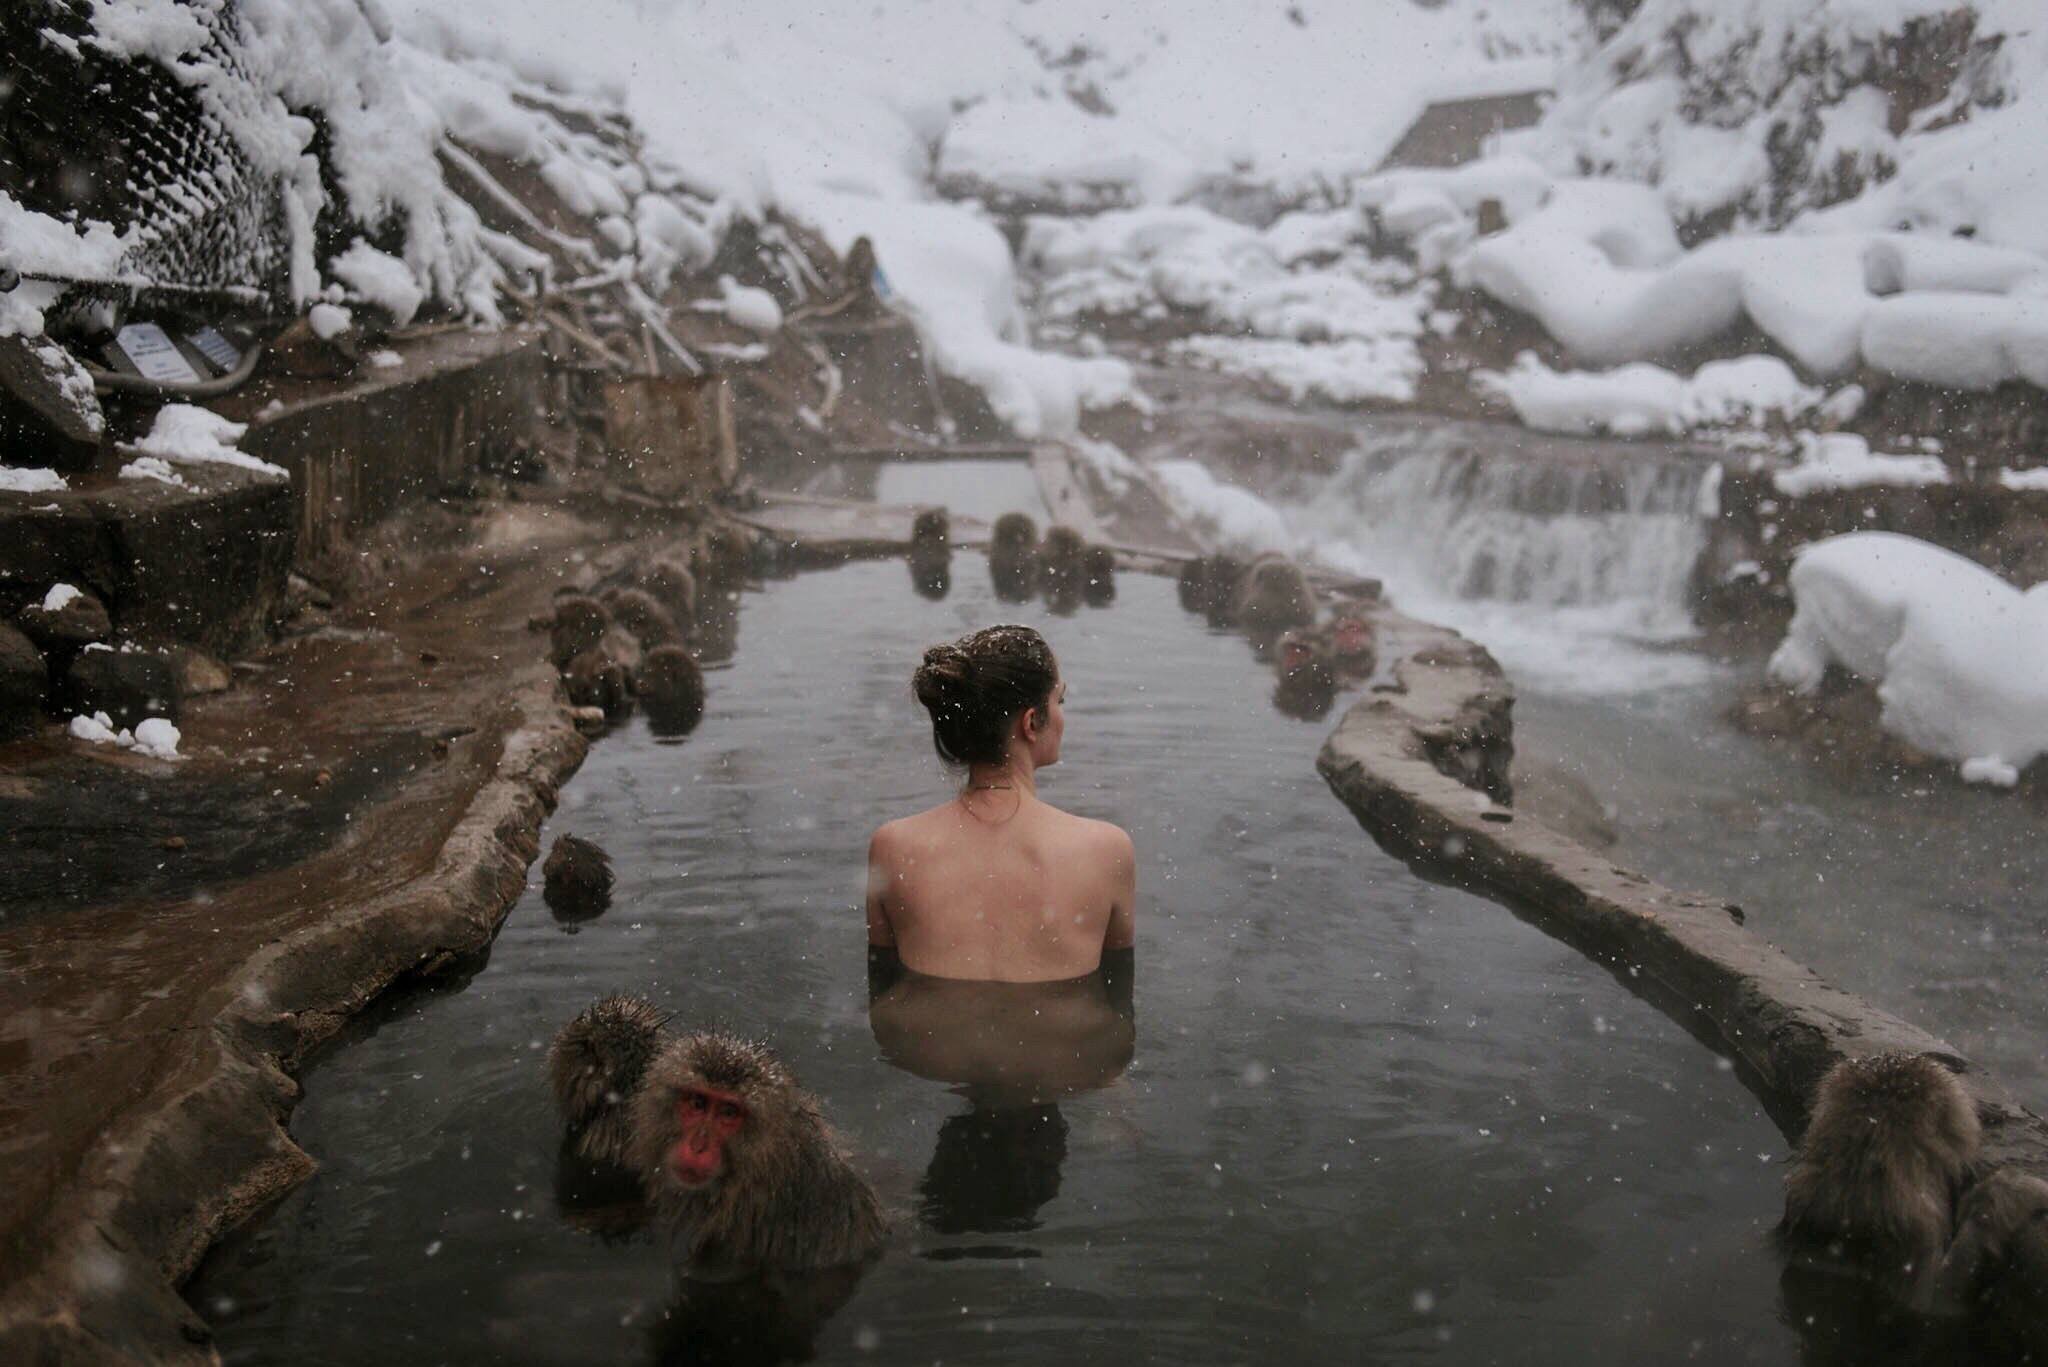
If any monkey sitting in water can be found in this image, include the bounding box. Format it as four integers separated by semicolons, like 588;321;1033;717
1780;1052;1981;1298
543;833;613;925
908;508;951;600
1080;544;1116;607
549;594;612;669
987;512;1038;601
548;996;888;1270
1935;1167;2048;1353
639;644;705;737
601;585;683;650
1235;554;1317;637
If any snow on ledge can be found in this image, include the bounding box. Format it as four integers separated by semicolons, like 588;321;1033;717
1767;532;2048;785
1772;433;1949;497
130;405;288;481
1474;352;1821;438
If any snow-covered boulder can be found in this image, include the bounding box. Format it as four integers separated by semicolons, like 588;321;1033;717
18;583;111;650
1768;532;2048;786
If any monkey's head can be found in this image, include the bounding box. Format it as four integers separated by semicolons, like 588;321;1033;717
630;1033;811;1201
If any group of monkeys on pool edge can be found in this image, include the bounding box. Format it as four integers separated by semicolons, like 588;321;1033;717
528;523;755;737
929;509;1379;721
532;989;2047;1351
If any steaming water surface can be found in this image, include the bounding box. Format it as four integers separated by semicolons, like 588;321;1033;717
192;560;1862;1366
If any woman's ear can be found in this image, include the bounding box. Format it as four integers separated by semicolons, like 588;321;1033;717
1017;706;1040;743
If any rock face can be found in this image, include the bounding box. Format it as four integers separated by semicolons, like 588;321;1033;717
18;586;112;650
0;623;48;738
65;646;182;728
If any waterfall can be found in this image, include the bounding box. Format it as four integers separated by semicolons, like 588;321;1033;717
1268;422;1720;691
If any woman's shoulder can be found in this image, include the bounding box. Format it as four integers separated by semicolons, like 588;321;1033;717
1040;805;1133;856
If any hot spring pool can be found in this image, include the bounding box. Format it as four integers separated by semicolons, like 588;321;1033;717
188;557;1879;1366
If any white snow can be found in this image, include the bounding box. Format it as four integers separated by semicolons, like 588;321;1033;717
331;240;427;326
131;405;289;480
715;276;783;335
1768;532;2048;784
67;710;183;760
42;584;81;612
0;467;69;494
1169;336;1421;406
132;718;183;760
1998;468;2048;492
69;712;125;746
1475;352;1821;437
369;349;404;369
1773;433;1949;498
308;304;354;341
119;456;191;488
1150;460;1295;558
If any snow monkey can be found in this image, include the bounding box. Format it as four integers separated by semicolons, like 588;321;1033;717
1197;554;1248;627
1273;630;1338;721
988;512;1039;601
563;647;630;717
1081;544;1116;607
1931;1167;2048;1352
543;833;614;925
638;644;706;737
910;507;950;555
1780;1052;1982;1281
1036;525;1086;590
549;594;611;669
640;557;698;633
693;524;753;591
1235;554;1317;636
602;586;683;650
909;508;952;600
548;996;889;1270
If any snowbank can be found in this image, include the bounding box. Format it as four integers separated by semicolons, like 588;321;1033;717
1772;434;1948;497
0;467;70;495
1170;337;1421;406
1768;532;2048;785
1150;460;1295;558
1475;353;1822;437
69;711;182;760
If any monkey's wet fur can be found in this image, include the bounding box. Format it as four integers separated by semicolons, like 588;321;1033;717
542;834;613;923
548;996;888;1271
1778;1050;2048;1349
1780;1052;1980;1273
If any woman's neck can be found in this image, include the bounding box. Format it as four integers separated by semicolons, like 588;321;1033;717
965;755;1036;799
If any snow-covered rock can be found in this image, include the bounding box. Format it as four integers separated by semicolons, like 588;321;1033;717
1768;531;2048;784
1474;352;1820;437
1773;433;1949;497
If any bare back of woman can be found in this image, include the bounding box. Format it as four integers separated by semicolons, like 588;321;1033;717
867;625;1135;983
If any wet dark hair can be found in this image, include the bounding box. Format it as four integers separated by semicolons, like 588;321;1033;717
911;624;1057;767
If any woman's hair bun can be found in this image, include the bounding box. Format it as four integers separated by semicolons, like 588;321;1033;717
913;643;974;713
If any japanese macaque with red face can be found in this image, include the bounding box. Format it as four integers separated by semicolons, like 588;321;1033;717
548;996;886;1271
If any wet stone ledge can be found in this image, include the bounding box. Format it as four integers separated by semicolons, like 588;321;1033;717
1315;625;2048;1186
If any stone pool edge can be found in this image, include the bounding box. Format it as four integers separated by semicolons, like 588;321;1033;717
0;667;589;1366
1315;622;2048;1180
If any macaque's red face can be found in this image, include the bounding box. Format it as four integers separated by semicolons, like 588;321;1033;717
1333;616;1371;658
668;1086;747;1188
1279;634;1317;671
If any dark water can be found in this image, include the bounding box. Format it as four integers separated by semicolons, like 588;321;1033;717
193;559;1838;1366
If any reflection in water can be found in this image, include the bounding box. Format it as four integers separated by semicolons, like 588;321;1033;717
647;1264;869;1367
989;552;1036;602
870;951;1134;1238
1777;1256;2003;1366
908;547;951;600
